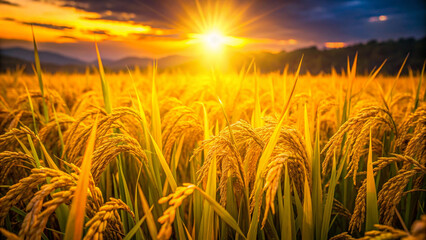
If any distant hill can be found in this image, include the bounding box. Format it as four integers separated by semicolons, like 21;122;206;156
98;55;192;70
243;37;426;75
0;47;86;65
0;47;193;73
104;57;152;70
0;37;425;74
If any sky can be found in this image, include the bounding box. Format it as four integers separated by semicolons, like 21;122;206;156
0;0;425;61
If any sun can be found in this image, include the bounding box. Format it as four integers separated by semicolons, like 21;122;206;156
202;30;226;50
188;29;245;54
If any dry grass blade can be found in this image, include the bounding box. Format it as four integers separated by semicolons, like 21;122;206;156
389;53;410;100
64;115;98;240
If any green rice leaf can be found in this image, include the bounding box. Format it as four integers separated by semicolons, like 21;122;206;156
283;164;292;239
149;132;177;191
302;174;313;240
95;42;112;114
123;207;152;240
320;151;337;240
312;115;323;239
193;186;246;239
365;127;379;231
151;61;163;150
31;26;49;122
253;65;262;128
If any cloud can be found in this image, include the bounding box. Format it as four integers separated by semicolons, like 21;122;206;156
58;35;80;40
58;0;167;27
368;15;388;22
2;17;74;30
21;22;74;30
325;42;346;48
0;0;20;7
85;10;136;22
2;17;15;21
86;29;110;35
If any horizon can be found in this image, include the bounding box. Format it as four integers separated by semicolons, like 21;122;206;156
2;36;424;63
1;0;425;61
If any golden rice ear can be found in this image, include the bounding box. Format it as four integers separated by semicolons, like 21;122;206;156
0;151;34;183
19;173;76;239
0;168;64;226
37;112;74;151
0;127;38;152
395;106;425;152
0;163;104;240
364;224;409;239
90;133;147;183
161;106;203;163
63;107;142;163
84;198;134;240
321;105;397;183
378;167;423;225
349;178;367;233
194;120;256;205
349;153;425;233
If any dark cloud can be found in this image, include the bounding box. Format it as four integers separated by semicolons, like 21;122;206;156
0;0;20;7
2;17;74;30
2;17;15;21
58;35;80;40
21;22;74;30
58;0;167;27
87;30;110;35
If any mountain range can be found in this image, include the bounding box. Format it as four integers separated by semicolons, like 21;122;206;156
1;37;425;74
0;47;193;72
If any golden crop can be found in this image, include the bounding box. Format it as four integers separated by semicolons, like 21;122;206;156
0;56;425;240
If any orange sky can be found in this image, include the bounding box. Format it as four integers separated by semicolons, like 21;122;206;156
0;0;303;60
1;0;423;61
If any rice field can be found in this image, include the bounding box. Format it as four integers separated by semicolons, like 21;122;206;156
0;48;425;240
